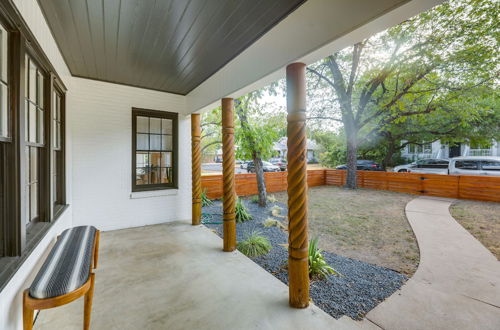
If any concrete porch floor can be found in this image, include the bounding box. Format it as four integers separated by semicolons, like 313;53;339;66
35;221;367;330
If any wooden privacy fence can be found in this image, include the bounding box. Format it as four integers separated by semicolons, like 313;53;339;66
201;169;500;202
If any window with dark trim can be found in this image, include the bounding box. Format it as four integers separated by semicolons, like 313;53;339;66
0;0;66;272
132;108;178;191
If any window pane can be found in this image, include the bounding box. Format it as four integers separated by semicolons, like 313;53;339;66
150;134;161;150
161;152;172;167
136;152;149;168
30;183;38;220
0;83;7;137
150;117;161;134
29;103;36;142
136;168;149;185
29;60;36;101
137;116;148;133
0;25;7;82
37;72;44;107
150;152;161;167
161;119;172;134
37;109;44;144
162;135;172;150
455;161;478;170
482;161;500;171
30;147;38;181
150;168;161;184
161;168;171;183
137;133;149;150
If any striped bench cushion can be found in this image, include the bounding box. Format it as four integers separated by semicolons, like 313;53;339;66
29;226;97;299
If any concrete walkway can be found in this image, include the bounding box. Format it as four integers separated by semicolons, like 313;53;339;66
35;221;366;330
366;196;500;330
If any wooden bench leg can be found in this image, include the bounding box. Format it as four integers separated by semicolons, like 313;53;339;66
23;290;34;330
84;273;95;330
93;230;100;269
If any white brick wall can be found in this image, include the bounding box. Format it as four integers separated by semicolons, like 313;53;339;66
68;77;191;231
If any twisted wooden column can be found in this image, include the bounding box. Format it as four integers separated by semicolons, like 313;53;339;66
222;98;236;251
191;113;202;225
286;62;309;308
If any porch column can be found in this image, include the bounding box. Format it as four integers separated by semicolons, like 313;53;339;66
286;62;309;308
221;98;236;251
191;113;202;225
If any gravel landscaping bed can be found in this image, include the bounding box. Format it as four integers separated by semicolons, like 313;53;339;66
203;198;407;320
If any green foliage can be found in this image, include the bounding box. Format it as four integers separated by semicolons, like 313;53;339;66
236;198;253;223
250;195;259;203
201;190;213;207
308;237;339;279
237;231;272;257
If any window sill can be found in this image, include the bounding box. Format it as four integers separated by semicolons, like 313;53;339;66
130;189;178;199
0;204;69;294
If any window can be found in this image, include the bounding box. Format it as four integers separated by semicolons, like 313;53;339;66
408;143;432;154
132;108;177;191
0;22;8;138
481;161;500;171
455;161;479;170
0;1;66;266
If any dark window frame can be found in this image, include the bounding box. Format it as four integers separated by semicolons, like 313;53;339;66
131;108;178;192
0;0;68;292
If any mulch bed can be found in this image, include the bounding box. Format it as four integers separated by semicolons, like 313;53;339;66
203;199;407;320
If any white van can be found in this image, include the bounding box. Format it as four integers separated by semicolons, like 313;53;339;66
448;156;500;176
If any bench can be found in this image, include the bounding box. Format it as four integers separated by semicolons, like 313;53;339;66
23;226;100;330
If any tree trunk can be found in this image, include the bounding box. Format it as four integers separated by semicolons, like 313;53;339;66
345;128;358;189
253;155;267;207
382;143;396;170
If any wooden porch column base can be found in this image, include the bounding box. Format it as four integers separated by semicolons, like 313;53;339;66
191;113;202;225
286;62;309;308
221;98;236;251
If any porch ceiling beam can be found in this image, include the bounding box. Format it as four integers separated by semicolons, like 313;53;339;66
286;63;309;308
191;114;202;226
221;98;236;251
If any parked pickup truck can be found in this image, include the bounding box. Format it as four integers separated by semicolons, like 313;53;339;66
394;156;500;176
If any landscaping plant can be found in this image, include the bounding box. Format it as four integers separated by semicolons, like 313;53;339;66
201;190;213;207
267;194;277;203
308;237;339;279
271;205;283;217
251;195;259;203
236;197;253;223
237;230;272;257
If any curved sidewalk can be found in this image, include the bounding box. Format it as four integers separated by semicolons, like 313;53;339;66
365;196;500;330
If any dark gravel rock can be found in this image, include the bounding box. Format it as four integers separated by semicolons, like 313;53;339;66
203;198;407;320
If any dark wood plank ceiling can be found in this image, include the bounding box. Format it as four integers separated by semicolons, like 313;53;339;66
38;0;306;95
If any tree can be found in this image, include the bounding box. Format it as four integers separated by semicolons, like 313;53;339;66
200;107;222;162
235;90;285;207
307;0;499;188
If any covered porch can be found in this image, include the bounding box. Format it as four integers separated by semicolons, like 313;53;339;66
0;0;445;329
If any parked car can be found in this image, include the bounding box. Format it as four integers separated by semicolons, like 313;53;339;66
336;160;383;171
448;156;500;176
247;161;280;173
240;161;251;169
269;158;287;171
394;158;449;174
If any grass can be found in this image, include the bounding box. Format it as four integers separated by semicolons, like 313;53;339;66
237;231;272;257
274;186;419;275
449;200;500;259
236;197;253;223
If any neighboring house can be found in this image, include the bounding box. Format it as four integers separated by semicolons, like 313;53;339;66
273;137;320;162
402;140;500;161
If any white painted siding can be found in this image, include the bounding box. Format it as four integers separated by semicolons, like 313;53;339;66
68;77;191;231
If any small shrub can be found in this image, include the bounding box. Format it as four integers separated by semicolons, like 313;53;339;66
237;231;272;257
267;194;277;203
263;217;287;231
308;237;339;279
250;195;259;203
236;197;253;223
201;190;213;207
271;205;283;217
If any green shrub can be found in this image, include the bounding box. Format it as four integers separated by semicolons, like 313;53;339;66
237;231;272;257
271;205;283;217
201;190;213;207
250;195;259;203
267;194;277;203
308;237;339;279
236;197;253;223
